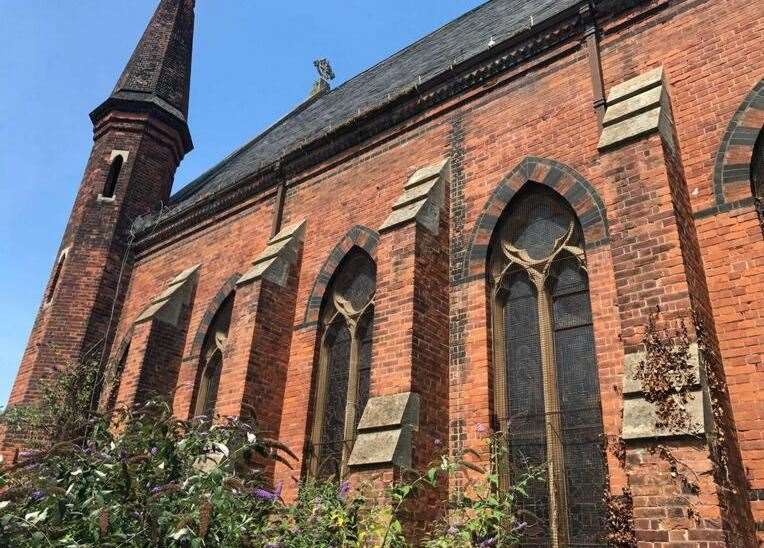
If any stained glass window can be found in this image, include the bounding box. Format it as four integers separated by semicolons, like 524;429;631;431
753;131;763;229
489;185;607;547
195;294;234;418
310;248;376;479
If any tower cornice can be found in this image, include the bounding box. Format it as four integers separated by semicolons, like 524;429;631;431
91;0;195;154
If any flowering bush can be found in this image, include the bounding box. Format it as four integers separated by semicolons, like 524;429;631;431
0;360;542;546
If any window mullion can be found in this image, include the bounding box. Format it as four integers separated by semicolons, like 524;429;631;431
491;286;511;488
535;277;570;548
340;319;360;477
309;328;332;476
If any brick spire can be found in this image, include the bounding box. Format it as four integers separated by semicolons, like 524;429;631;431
90;0;195;152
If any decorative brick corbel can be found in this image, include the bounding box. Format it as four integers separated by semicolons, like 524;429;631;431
379;159;448;235
134;264;200;327
215;220;306;445
237;220;306;287
112;265;200;408
597;67;675;152
351;160;450;525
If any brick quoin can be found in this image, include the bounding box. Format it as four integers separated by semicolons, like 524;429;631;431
5;0;763;544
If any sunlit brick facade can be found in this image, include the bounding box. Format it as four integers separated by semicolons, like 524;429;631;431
5;0;763;545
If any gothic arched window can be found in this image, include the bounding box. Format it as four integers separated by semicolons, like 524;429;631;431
99;341;130;412
46;251;67;304
308;249;376;479
103;155;123;198
194;294;234;418
752;130;763;230
488;185;607;547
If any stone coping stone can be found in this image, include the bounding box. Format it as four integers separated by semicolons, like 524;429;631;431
606;66;663;105
357;392;420;431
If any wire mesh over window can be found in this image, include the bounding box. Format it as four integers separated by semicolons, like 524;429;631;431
503;271;550;542
550;257;606;546
195;294;234;418
310;248;375;479
753;131;763;200
356;313;374;432
317;321;352;477
753;131;764;230
489;185;607;547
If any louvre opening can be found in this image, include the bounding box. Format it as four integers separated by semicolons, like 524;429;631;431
46;253;66;303
103;155;123;198
490;185;607;547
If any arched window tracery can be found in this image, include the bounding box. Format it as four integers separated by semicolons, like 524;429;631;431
308;249;376;479
489;185;607;547
194;294;233;418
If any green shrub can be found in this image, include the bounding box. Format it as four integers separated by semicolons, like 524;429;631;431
0;361;542;546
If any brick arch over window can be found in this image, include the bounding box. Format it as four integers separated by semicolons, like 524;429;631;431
713;79;764;208
302;225;379;327
188;273;241;360
465;157;608;281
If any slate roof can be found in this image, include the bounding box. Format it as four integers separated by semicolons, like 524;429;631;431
114;0;195;121
170;0;580;206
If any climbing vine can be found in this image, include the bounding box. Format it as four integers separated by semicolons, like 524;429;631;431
603;487;637;547
633;311;699;433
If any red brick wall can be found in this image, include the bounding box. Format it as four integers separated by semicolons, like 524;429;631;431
8;0;764;542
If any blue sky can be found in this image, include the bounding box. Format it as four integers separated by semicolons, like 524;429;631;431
0;0;485;404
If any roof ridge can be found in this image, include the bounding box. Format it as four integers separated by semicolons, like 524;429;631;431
167;0;582;206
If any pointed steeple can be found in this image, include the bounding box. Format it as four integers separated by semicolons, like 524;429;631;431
91;0;195;152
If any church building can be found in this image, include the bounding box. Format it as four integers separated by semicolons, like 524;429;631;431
4;0;763;545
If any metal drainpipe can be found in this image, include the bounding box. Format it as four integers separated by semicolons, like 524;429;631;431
581;2;607;126
270;164;286;238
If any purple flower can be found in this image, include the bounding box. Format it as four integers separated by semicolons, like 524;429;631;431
479;537;497;547
511;521;528;533
150;485;162;494
150;447;158;455
338;481;351;499
447;524;459;535
30;490;45;502
252;487;279;502
18;450;36;459
433;438;443;448
475;423;487;434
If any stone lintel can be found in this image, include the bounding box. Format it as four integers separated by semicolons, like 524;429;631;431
379;159;449;235
237;219;306;287
348;392;420;469
135;264;199;326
